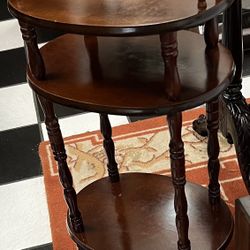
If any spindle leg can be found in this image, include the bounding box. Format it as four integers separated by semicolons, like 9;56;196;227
19;22;45;80
206;99;221;204
167;112;190;250
100;113;119;182
160;31;181;101
38;95;84;232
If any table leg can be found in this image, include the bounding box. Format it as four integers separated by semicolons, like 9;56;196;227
207;99;221;204
100;113;120;182
38;95;84;233
167;112;190;250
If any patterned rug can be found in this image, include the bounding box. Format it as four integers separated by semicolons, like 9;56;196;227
39;107;248;250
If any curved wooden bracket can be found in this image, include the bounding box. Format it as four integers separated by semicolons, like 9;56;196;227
220;94;250;193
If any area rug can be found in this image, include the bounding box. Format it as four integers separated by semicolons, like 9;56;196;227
39;107;248;250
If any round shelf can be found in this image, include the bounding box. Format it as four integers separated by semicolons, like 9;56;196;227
67;173;233;250
8;0;234;35
28;31;234;116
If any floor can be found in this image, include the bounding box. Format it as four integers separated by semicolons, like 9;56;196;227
1;2;250;249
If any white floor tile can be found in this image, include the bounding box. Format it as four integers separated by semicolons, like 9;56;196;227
0;84;38;131
0;177;52;250
242;76;250;98
0;19;24;51
41;113;129;141
243;28;250;36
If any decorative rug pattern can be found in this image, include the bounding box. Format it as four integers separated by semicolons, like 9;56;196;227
39;107;248;250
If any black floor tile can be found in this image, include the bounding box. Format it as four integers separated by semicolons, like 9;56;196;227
243;50;250;77
244;34;250;52
0;0;13;21
23;243;53;250
35;98;85;121
0;47;26;87
0;124;43;185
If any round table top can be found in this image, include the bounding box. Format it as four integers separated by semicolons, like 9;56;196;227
28;31;234;115
68;173;233;249
8;0;234;35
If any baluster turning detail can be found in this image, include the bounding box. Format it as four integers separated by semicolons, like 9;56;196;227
207;99;221;204
167;112;190;250
19;22;45;80
38;96;84;233
160;32;181;101
204;13;221;204
100;113;120;182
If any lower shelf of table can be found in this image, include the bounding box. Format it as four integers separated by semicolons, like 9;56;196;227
67;173;233;250
29;31;234;116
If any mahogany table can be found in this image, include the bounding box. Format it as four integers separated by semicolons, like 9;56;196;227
8;0;237;249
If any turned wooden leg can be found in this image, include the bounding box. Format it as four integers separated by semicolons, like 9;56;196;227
160;31;181;101
192;15;219;138
206;99;221;204
84;35;103;80
167;112;190;250
38;95;84;232
100;113;119;182
19;21;45;80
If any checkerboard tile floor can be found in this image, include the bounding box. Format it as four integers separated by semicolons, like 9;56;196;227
1;2;250;249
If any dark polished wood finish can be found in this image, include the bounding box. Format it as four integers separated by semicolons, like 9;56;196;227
8;0;237;248
8;0;234;36
220;0;250;193
204;18;219;49
160;32;181;101
68;173;233;250
19;21;45;80
38;96;84;233
100;114;119;182
204;17;221;204
193;0;250;194
27;31;234;116
207;99;221;204
167;113;190;250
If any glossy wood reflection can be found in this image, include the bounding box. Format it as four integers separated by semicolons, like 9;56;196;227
8;0;237;248
28;31;234;116
68;173;233;250
8;0;234;35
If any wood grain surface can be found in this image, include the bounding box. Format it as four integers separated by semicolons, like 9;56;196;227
8;0;234;35
28;31;234;116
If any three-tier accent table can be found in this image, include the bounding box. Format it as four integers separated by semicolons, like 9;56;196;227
8;0;236;249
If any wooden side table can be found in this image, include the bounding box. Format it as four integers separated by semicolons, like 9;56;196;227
8;0;237;249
